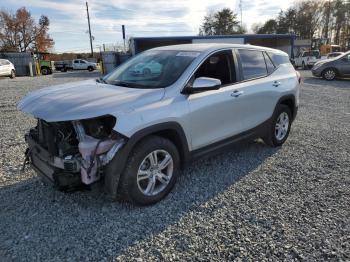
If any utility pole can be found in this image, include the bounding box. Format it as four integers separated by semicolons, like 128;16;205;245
239;0;243;31
324;0;331;44
122;25;126;53
86;1;93;57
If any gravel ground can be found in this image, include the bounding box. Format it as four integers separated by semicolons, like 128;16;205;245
0;70;349;261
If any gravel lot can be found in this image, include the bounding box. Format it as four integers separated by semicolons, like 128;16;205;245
0;70;349;261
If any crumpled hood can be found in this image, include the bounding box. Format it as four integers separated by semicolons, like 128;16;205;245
18;79;164;122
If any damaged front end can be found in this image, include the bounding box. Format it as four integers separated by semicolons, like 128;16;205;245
24;115;125;190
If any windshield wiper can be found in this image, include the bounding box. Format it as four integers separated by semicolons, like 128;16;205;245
96;77;107;84
111;80;138;88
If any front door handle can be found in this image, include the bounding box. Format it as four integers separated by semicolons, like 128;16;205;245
231;90;243;97
273;81;281;87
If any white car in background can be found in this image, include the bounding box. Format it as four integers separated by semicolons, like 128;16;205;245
0;59;15;78
294;50;321;69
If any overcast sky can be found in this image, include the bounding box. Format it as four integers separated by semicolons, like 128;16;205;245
2;0;295;53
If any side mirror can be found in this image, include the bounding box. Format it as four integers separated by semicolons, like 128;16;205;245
183;77;221;94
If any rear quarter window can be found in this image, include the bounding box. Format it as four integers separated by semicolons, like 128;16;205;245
267;52;291;66
237;49;267;80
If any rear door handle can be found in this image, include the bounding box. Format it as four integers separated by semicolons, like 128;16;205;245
273;81;281;87
231;90;243;97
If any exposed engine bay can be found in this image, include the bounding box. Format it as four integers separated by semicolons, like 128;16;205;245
24;115;125;190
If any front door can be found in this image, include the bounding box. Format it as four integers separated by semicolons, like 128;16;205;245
186;50;248;150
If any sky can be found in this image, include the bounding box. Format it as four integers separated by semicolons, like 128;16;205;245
1;0;295;53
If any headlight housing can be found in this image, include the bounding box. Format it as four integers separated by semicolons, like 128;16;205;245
313;62;324;70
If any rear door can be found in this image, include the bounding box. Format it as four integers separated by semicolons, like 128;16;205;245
73;60;80;69
232;49;284;131
79;60;88;69
337;54;350;76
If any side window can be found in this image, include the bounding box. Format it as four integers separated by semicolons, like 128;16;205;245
74;60;79;64
194;50;235;85
237;49;267;80
263;52;275;74
267;52;291;66
80;60;86;64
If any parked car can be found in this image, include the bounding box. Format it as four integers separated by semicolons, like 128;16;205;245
294;50;321;69
312;51;350;80
326;52;344;59
0;59;15;78
18;44;300;205
129;60;162;75
54;59;97;72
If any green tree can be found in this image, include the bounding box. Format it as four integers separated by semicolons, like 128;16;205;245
254;19;278;34
199;8;243;35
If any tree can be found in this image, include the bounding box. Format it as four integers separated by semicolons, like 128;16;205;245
0;7;54;52
254;19;278;34
199;8;243;35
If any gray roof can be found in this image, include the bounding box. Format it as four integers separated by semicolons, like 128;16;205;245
152;43;287;55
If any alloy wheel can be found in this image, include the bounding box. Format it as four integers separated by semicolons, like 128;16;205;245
275;112;289;141
324;69;335;80
137;149;174;196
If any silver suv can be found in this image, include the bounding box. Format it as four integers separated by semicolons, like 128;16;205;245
19;44;300;205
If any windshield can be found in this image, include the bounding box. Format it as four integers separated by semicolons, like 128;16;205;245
103;50;200;88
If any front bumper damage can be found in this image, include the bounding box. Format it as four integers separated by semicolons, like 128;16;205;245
23;120;125;191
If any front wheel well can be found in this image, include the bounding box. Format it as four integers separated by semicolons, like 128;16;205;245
148;129;187;168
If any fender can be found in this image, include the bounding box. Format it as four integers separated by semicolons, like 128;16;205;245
275;94;298;121
103;122;190;199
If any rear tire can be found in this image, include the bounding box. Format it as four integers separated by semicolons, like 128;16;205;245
263;105;292;147
9;70;15;79
322;68;336;81
118;136;180;205
41;67;49;75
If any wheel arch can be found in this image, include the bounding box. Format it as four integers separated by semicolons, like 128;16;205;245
103;122;190;199
321;67;339;76
126;122;190;166
276;95;297;122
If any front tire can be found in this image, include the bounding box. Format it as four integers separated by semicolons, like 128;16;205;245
322;68;336;81
118;136;180;205
87;66;94;72
9;70;15;79
264;105;292;147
